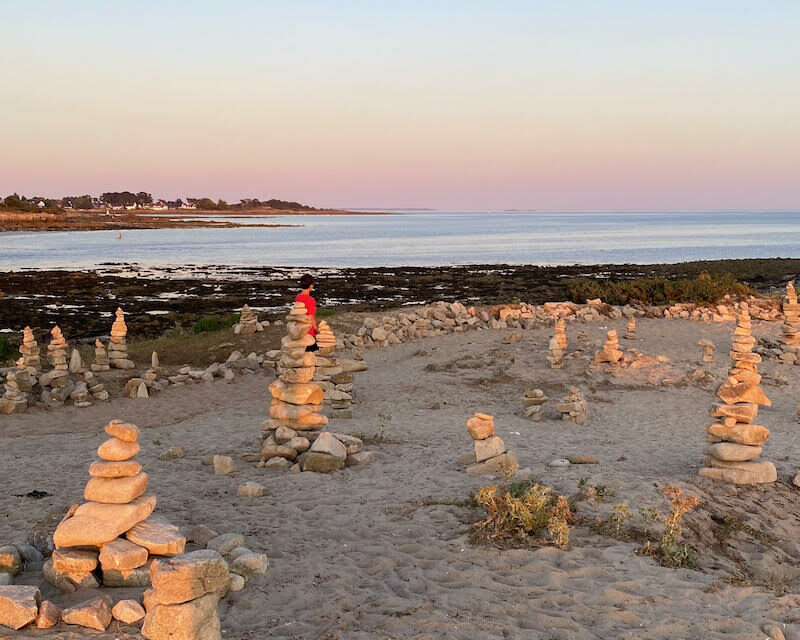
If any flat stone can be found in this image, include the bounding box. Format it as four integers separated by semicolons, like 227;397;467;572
141;592;222;640
259;444;297;461
309;432;347;460
43;558;99;591
148;550;230;606
707;422;769;446
236;482;266;498
0;585;39;630
52;548;98;574
35;600;60;628
102;561;153;587
206;533;245;556
213;455;236;475
186;525;219;546
710;403;759;423
549;458;571;467
264;456;291;469
53;495;157;547
112;599;145;624
84;472;148;504
0;546;21;576
99;538;149;571
229;552;268;576
126;517;186;556
567;455;598;465
300;451;345;473
474;435;506;463
705;442;762;462
88;460;143;478
346;451;374;467
466;451;519;476
61;595;113;631
699;460;777;484
717;382;771;406
269;379;324;405
98;437;140;461
104;419;140;442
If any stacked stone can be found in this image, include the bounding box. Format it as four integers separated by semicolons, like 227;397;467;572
699;339;715;365
0;371;28;414
84;371;109;402
262;302;330;469
17;327;41;376
700;304;776;484
593;330;623;364
233;304;262;335
576;331;592;350
461;413;517;476
69;381;93;408
624;318;637;340
546;336;563;369
50;419;186;590
43;326;71;402
779;281;800;363
109;308;135;370
556;386;588;424
91;339;111;371
315;320;337;355
522;389;548;421
554;318;567;349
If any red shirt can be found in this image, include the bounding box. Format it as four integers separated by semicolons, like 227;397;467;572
295;293;316;336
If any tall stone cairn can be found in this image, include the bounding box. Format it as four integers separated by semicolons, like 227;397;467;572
51;419;185;590
314;322;353;419
315;320;337;355
18;326;42;375
779;281;800;364
92;339;111;371
594;330;623;364
546;336;563;369
699;303;776;484
109;308;135;369
624;318;637;340
554;318;567;350
46;326;70;390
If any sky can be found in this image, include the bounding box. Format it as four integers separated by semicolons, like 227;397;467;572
1;1;798;211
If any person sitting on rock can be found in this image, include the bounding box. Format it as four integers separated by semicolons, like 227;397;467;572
296;274;318;352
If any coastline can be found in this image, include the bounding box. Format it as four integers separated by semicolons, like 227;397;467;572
1;258;797;341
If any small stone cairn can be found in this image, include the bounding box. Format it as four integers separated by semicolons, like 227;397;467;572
315;320;337;354
18;326;42;376
233;304;263;335
92;339;111;371
698;339;715;365
593;330;623;364
84;370;109;402
522;389;548;421
624;318;637;340
109;308;135;370
576;330;591;350
779;281;800;364
556;386;588;424
51;419;186;590
462;412;517;476
0;370;28;414
41;326;71;403
314;321;354;418
700;304;776;484
546;336;563;369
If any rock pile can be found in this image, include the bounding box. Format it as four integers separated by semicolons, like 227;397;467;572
0;370;28;415
556;386;588;424
546;336;563;369
461;412;517;476
522;389;548;421
50;419;186;589
108;308;135;370
779;281;800;363
577;330;592;350
700;304;776;484
83;370;109;402
91;339;110;372
315;320;337;354
593;330;623;364
624;318;637;340
17;326;41;376
699;339;715;365
233;304;263;335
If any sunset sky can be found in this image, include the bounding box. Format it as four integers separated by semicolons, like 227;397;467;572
1;1;798;210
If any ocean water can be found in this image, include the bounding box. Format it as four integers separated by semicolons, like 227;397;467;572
2;210;800;270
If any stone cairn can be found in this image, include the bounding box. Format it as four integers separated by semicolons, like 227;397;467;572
700;304;776;484
92;339;111;371
233;304;263;335
546;336;563;369
84;370;109;402
554;318;567;350
109;308;135;370
698;339;715;365
42;326;71;403
593;330;623;365
18;326;42;377
312;321;355;418
556;386;588;424
50;419;186;590
522;389;548;421
315;320;337;354
624;318;637;340
779;281;800;364
461;412;517;476
576;330;592;350
0;370;28;415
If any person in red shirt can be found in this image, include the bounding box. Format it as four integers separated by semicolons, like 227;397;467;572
295;274;318;352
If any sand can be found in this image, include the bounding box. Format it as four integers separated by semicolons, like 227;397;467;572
3;316;800;639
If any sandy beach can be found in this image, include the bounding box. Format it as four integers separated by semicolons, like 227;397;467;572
3;311;800;639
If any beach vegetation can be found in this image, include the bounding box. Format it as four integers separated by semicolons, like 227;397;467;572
566;272;752;306
0;336;15;362
471;467;573;549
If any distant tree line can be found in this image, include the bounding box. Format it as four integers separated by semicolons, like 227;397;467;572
1;191;317;212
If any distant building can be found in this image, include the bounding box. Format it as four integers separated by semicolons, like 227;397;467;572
150;201;168;211
36;200;46;208
179;202;197;210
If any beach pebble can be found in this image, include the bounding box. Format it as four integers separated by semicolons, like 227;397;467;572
568;455;598;465
228;573;245;592
159;446;185;461
762;623;786;640
548;459;570;468
237;482;266;498
213;455;236;475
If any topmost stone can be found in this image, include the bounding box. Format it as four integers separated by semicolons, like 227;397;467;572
105;420;140;443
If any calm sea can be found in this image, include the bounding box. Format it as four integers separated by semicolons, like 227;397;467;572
3;210;800;270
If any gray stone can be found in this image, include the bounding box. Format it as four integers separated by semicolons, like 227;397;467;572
206;533;245;556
